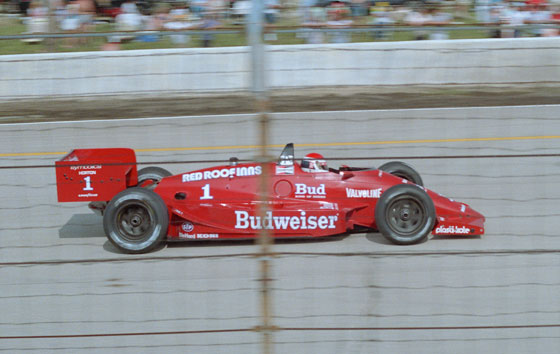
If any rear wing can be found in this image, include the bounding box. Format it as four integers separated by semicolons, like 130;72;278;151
55;148;138;202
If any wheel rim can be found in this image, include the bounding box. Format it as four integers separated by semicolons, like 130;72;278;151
116;201;155;243
385;196;427;236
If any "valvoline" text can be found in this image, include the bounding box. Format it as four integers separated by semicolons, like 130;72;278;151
346;188;382;198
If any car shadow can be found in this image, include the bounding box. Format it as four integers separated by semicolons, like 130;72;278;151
58;214;104;239
102;240;168;254
364;231;432;245
364;232;394;245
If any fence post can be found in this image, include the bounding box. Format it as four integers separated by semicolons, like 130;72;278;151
249;1;274;354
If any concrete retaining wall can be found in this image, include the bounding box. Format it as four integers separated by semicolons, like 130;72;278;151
1;38;559;99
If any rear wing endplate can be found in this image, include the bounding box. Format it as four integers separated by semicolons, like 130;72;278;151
55;148;138;202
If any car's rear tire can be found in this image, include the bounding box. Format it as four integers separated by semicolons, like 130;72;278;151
378;161;423;186
137;166;172;189
375;184;435;245
104;187;169;254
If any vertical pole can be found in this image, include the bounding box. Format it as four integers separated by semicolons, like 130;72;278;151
248;1;273;354
46;0;56;52
249;0;266;95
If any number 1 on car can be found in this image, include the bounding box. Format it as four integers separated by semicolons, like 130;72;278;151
200;184;213;200
83;176;94;191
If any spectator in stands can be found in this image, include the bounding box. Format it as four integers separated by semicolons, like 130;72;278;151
104;0;143;49
301;4;326;44
207;0;227;19
264;0;281;41
116;0;143;33
22;0;48;44
349;0;367;17
500;1;530;38
77;0;96;44
454;0;471;20
488;4;504;37
427;5;452;40
389;4;412;24
369;3;395;40
145;2;170;31
164;1;196;44
19;0;32;16
475;0;492;23
200;9;221;47
190;0;207;16
58;0;95;46
549;3;560;36
120;0;139;15
404;5;433;40
26;0;47;18
326;0;353;43
300;0;318;23
526;0;553;36
60;1;82;47
231;0;250;24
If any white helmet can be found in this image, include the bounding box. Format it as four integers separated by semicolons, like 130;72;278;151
301;153;328;173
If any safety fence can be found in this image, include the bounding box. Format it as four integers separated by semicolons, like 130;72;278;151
1;105;560;352
1;23;559;55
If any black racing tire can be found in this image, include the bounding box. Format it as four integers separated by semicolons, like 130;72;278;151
375;184;435;245
137;166;172;188
103;187;169;254
378;161;423;186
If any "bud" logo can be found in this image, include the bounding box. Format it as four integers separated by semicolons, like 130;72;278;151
295;184;326;198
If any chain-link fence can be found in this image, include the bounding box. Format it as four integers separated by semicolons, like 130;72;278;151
1;0;560;351
1;104;560;352
1;0;560;54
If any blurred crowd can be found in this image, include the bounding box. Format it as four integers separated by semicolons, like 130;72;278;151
6;0;560;48
299;0;560;42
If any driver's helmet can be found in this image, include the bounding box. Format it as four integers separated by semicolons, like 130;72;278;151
301;153;328;173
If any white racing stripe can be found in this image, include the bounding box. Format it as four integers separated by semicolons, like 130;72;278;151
0;104;558;127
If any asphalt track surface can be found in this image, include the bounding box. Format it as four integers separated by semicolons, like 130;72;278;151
1;105;560;353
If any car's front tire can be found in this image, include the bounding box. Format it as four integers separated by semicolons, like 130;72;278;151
103;187;169;254
375;184;435;245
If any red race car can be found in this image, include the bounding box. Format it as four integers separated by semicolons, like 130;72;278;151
56;143;485;253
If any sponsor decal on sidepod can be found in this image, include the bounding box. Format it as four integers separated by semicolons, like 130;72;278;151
179;233;219;239
435;225;471;234
182;222;194;232
294;183;326;198
182;166;262;182
346;188;382;198
235;211;337;230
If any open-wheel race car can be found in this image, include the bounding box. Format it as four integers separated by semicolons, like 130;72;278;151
55;143;485;253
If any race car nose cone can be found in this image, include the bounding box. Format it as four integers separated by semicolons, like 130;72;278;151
471;208;485;223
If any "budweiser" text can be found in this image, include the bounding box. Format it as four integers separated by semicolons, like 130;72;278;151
234;210;337;230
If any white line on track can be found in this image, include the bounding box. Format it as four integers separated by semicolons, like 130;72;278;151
1;104;558;127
